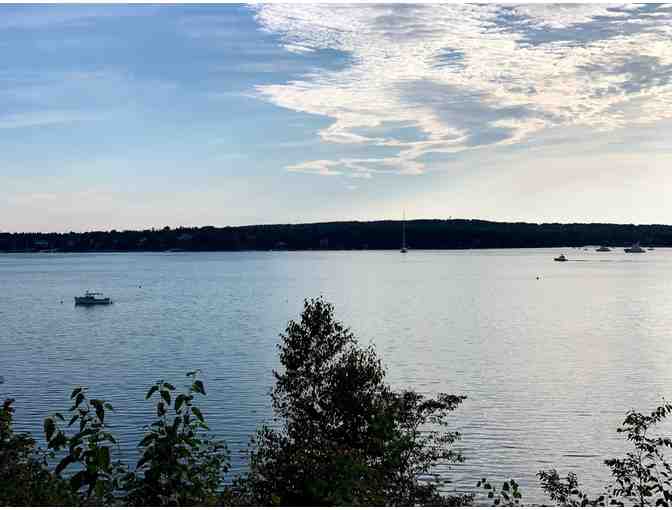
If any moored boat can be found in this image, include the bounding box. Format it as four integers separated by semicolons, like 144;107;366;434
554;254;567;262
74;291;112;306
596;245;611;252
624;242;645;253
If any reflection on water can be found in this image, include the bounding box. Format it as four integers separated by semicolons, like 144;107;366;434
2;249;672;503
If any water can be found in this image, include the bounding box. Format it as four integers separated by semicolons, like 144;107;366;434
2;249;672;503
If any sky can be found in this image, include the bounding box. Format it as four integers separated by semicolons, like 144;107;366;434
2;3;672;232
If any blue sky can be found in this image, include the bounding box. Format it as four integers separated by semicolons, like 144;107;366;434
2;3;672;232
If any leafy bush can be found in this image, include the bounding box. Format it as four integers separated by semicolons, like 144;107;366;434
44;387;124;504
539;403;672;506
0;398;77;506
124;372;230;506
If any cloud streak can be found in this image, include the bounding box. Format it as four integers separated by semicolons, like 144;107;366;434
249;4;672;178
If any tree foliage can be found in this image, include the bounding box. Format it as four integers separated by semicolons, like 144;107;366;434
235;297;470;505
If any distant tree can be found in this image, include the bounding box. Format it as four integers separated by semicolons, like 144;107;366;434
234;297;471;505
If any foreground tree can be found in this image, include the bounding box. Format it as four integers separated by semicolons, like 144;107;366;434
234;297;471;505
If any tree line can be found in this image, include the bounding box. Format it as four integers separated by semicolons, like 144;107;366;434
3;219;672;252
3;298;672;506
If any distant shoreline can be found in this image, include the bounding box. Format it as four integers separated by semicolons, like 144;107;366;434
2;219;671;252
0;246;666;254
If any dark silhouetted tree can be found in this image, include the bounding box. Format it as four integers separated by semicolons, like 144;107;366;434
235;297;471;505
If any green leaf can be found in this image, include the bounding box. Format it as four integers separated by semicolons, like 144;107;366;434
160;390;171;405
70;471;88;491
55;454;74;474
164;383;175;391
92;399;105;423
192;406;204;423
192;380;206;395
44;417;56;441
175;394;186;412
98;446;110;468
145;385;159;400
74;393;85;408
136;451;151;469
49;431;67;450
70;387;83;399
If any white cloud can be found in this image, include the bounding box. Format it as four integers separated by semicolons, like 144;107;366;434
249;4;672;178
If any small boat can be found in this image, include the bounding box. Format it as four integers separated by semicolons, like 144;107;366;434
596;246;611;252
624;242;645;253
648;247;655;251
554;254;567;262
74;291;112;306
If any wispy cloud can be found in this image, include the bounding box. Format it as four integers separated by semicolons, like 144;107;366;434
250;4;672;178
0;110;102;129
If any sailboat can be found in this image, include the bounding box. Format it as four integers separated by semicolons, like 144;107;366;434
400;212;408;253
624;242;645;253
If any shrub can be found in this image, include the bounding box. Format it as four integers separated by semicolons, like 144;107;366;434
0;398;77;506
124;372;230;506
539;402;672;506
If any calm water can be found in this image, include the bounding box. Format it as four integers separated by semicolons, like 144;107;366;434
2;249;672;502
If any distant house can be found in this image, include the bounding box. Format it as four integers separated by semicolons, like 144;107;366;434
177;233;193;242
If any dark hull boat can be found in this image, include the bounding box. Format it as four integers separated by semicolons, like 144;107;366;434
75;291;112;306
